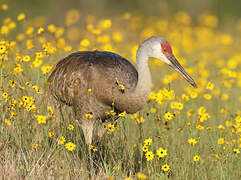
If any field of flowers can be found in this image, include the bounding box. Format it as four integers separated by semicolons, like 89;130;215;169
0;3;241;179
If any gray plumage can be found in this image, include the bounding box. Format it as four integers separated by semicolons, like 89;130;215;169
47;51;142;145
47;36;197;145
48;51;138;113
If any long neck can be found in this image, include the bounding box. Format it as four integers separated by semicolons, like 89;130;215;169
114;45;152;113
134;45;152;98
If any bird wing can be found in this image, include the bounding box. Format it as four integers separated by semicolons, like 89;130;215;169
89;51;138;89
47;51;138;108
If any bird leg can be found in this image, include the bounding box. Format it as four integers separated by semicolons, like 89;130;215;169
79;118;96;178
97;121;109;139
80;119;95;146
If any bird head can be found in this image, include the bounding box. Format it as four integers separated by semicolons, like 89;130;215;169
144;36;197;88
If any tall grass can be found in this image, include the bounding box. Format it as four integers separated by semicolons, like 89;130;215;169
0;7;240;179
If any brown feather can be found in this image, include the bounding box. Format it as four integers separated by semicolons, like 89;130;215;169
47;51;138;121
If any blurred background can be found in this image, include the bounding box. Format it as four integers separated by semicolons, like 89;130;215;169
2;0;241;25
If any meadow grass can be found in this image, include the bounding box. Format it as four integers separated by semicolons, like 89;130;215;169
0;7;241;180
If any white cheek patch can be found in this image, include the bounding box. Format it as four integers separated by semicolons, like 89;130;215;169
151;43;171;65
160;53;172;65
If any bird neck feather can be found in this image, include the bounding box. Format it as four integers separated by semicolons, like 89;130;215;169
113;44;152;114
133;45;152;104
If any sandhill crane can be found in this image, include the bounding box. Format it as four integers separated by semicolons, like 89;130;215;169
47;36;197;146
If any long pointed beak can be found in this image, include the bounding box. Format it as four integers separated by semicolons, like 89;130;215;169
169;56;197;88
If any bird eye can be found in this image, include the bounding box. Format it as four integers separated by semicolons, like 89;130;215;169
161;42;172;55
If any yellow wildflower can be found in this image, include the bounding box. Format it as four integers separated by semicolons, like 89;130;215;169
145;151;154;161
90;145;98;152
5;119;11;126
47;24;56;33
181;93;190;101
188;138;197;146
187;109;193;117
136;116;144;124
144;138;152;146
17;13;26;21
0;44;6;54
2;92;8;99
142;145;148;152
26;104;35;112
9;80;16;88
32;85;39;92
65;142;76;151
35;115;47;124
136;172;147;180
67;124;74;131
225;121;232;127
176;102;183;110
130;113;137;119
150;108;156;113
203;93;212;100
105;109;116;116
196;124;204;130
118;111;126;117
200;113;210;122
1;4;8;10
13;64;23;73
220;108;227;115
80;39;90;47
171;102;183;110
164;112;173;120
119;84;125;91
41;65;52;74
193;155;200;162
26;27;34;35
88;88;93;95
218;125;225;131
162;164;170;172
107;123;115;132
1;25;8;35
85;113;93;119
58;136;66;144
190;91;198;99
233;149;240;154
206;81;214;90
32;59;42;67
47;106;53;115
17;33;25;41
221;93;229;101
10;112;16;118
22;96;30;103
49;131;54;137
218;138;224;145
198;106;206;115
156;147;167;158
25;81;31;86
98;19;112;29
37;27;44;34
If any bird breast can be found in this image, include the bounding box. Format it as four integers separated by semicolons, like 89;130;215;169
47;51;145;115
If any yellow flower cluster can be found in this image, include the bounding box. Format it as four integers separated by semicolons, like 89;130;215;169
35;115;47;124
0;5;241;178
149;88;175;104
